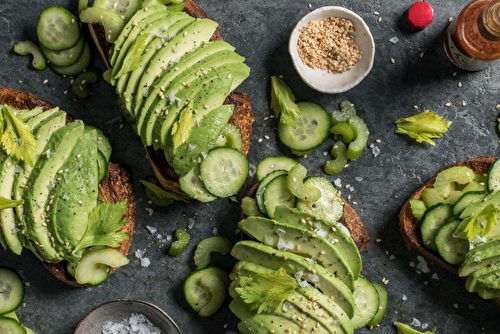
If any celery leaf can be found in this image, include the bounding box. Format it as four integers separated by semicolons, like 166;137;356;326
235;267;295;314
394;110;452;146
270;76;301;129
171;100;193;150
394;322;437;334
464;203;498;241
73;200;130;253
140;180;188;202
0;196;23;210
1;106;37;166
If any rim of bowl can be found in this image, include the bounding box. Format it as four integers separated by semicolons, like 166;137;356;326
74;299;182;334
289;6;375;94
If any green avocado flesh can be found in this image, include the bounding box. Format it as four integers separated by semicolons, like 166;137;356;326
109;8;250;196
0;105;129;284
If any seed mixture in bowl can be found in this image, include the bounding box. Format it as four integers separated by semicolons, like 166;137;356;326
297;17;363;73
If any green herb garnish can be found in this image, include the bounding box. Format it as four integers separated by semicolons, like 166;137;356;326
394;322;437;334
0;196;24;210
464;203;498;241
171;100;193;150
270;76;301;129
140;180;188;202
73;200;130;254
1;106;37;166
236;267;295;314
394;110;452;146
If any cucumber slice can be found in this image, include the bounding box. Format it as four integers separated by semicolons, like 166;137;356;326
329;121;354;143
420;203;454;252
331;100;357;125
286;164;321;201
50;40;91;76
256;156;298;182
37;5;81;51
488;159;500;193
199;147;249;198
93;0;142;22
409;199;427;221
179;164;217;203
367;282;387;328
220;123;243;151
452;191;487;216
194;236;232;268
74;248;129;285
263;174;296;218
295;176;344;223
183;266;229;316
39;34;84;67
324;141;348;176
278;101;331;154
351;276;379;330
346;116;369;160
0;268;24;316
0;317;26;334
435;217;469;265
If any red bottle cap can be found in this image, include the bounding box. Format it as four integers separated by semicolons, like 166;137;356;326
407;2;434;30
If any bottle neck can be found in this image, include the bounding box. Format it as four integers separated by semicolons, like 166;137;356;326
479;0;500;40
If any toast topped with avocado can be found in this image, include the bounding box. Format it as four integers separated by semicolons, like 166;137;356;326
399;156;500;305
0;87;135;287
84;0;254;202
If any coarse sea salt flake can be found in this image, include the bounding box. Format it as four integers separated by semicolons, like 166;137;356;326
140;257;151;268
389;36;399;43
146;225;157;234
145;208;153;216
135;249;146;259
410;318;421;327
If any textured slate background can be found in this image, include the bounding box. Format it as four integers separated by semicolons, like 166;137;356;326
1;0;500;333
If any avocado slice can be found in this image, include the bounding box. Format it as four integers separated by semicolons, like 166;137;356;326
164;104;234;176
239;216;355;290
230;261;354;334
459;237;500;277
16;106;44;120
136;40;236;141
273;205;362;282
22;121;85;262
45;129;99;262
1;108;66;255
231;240;355;318
137;46;244;144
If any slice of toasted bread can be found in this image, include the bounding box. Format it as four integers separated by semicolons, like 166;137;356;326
243;183;372;252
88;0;254;199
399;156;500;305
0;87;136;287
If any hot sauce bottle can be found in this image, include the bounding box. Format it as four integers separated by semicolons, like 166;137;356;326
444;0;500;71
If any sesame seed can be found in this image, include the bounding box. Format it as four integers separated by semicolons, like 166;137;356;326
77;200;83;205
458;81;462;87
258;138;263;143
390;58;395;63
449;17;453;22
373;11;380;15
264;135;270;140
445;102;451;107
378;16;382;22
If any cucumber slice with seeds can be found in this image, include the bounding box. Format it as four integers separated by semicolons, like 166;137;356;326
255;170;288;216
39;34;84;67
37;5;80;51
50;40;91;76
179;164;217;203
367;282;387;328
256;156;298;182
420;203;453;251
0;268;24;316
0;317;26;334
278;101;330;155
351;276;379;330
435;217;469;265
199;147;249;198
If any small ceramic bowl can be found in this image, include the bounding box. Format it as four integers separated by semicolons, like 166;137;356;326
74;299;182;334
289;6;375;94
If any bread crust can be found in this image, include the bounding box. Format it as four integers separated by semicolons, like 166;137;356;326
88;0;254;199
399;156;500;305
0;87;136;287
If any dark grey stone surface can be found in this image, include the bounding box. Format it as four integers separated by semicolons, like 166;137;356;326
1;0;500;333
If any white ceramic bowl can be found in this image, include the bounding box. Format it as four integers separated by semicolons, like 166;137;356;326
74;299;182;334
289;6;375;94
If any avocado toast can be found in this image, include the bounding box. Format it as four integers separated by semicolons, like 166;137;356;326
0;87;136;287
86;0;254;201
399;156;500;305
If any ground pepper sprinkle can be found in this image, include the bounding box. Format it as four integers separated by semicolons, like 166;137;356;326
297;17;363;73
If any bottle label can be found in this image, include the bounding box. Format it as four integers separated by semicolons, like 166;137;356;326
446;32;491;71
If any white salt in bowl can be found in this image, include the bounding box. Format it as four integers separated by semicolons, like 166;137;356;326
289;6;375;94
74;299;182;334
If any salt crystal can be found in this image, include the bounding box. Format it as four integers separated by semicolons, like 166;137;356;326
333;178;342;187
229;196;237;202
135;249;146;259
372;146;381;157
431;273;439;280
213;227;218;235
187;218;195;229
402;294;407;301
145;208;154;216
146;226;157;235
323;151;328;156
140;257;151;268
416;255;430;273
410;318;421;327
235;228;241;234
355;177;362;182
422;323;429;330
453;303;458;309
369;143;375;149
389;255;396;260
248;164;256;177
389;36;399;43
101;312;162;334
